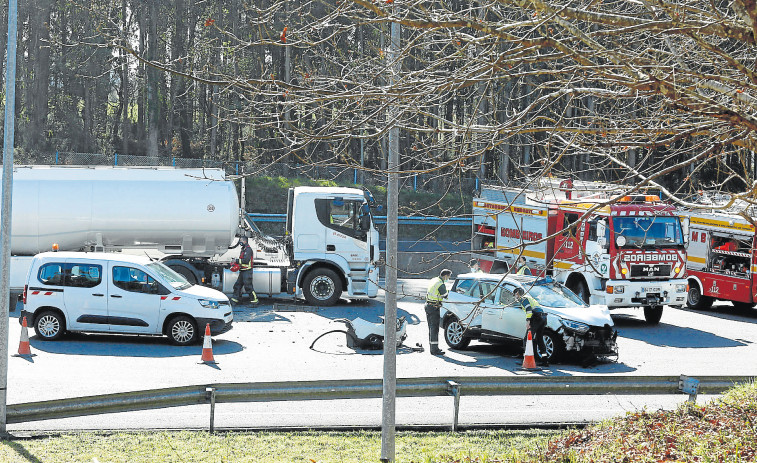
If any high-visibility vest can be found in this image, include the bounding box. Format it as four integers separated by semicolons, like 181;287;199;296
520;294;539;319
426;277;446;302
516;265;529;275
239;245;253;271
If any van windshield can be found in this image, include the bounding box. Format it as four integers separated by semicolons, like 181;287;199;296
146;262;192;290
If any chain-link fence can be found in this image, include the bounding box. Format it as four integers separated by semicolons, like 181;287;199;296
11;151;478;193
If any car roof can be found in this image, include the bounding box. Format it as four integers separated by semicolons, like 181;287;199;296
32;252;153;266
455;272;551;288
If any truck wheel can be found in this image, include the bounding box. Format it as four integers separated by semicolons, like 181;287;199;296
537;330;565;363
302;268;342;306
167;315;198;346
568;279;590;304
687;282;713;309
169;265;198;285
34;310;66;341
643;306;663;324
732;301;755;311
443;315;470;350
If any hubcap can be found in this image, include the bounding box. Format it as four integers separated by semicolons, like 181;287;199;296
311;275;335;300
539;334;554;359
38;315;60;338
172;320;194;343
689;287;700;305
447;321;463;345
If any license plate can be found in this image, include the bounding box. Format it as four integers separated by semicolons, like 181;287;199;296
642;287;661;293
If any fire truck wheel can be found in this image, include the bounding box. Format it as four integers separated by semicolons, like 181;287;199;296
302;268;342;306
443;316;470;350
732;301;755;312
687;283;713;310
568;279;590;304
643;306;663;324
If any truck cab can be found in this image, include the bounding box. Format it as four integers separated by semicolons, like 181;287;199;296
285;187;380;305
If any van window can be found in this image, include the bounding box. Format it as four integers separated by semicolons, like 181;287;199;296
67;264;102;288
113;266;159;294
38;263;66;286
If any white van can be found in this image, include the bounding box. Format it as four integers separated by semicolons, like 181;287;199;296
20;252;233;345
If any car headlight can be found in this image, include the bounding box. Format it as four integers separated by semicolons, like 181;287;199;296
561;318;590;334
675;284;687;293
198;299;220;309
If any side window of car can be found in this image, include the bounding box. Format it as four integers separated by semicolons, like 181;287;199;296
499;288;516;306
478;282;497;303
67;263;102;288
38;263;66;286
113;266;159;294
452;278;476;296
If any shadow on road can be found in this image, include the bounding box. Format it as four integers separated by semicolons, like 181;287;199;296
612;315;749;348
441;343;637;373
680;305;757;325
29;333;244;358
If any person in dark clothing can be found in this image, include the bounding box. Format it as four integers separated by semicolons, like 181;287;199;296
232;236;258;304
425;269;452;355
514;287;549;366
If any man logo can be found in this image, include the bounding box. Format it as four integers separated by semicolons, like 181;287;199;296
207;204;216;212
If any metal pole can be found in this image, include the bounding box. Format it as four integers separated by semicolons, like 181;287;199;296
381;19;400;463
0;0;18;434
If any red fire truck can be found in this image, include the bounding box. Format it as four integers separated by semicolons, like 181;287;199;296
471;181;689;324
680;204;757;310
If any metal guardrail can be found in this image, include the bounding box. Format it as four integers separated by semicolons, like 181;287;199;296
7;375;753;430
249;213;471;227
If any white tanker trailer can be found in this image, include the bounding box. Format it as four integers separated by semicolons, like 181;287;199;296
5;166;380;306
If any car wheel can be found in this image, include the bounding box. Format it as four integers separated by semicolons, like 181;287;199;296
687;282;713;309
443;315;470;350
34;310;66;341
643;305;663;324
302;268;342;306
537;330;565;363
167;315;198;346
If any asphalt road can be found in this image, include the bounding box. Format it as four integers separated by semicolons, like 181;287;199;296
5;278;754;431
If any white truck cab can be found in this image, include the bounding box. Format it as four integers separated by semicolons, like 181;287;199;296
21;252;232;345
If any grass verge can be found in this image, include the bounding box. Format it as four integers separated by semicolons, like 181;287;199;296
4;381;756;462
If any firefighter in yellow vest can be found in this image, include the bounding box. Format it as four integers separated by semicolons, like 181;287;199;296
516;256;532;275
514;287;549;366
425;269;452;356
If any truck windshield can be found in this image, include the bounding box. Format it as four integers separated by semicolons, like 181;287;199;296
146;262;192;290
612;216;684;248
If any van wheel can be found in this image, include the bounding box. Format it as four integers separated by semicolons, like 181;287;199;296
34;310;66;341
302;268;342;306
167;316;198;345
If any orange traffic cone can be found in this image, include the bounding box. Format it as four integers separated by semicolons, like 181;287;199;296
521;330;538;370
17;316;32;356
200;323;216;364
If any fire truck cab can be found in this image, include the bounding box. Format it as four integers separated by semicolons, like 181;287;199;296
680;205;757;311
472;182;689;324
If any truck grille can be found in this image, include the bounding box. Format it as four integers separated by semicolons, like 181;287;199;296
630;264;671;278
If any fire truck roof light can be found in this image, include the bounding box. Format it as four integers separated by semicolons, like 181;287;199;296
618;195;660;203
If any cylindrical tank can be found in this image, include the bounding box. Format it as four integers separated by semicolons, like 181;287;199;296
7;166;239;256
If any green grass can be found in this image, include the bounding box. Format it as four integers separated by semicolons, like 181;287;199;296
8;382;756;462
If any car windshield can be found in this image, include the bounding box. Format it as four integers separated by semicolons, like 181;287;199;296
523;283;588;308
146;262;192;290
612;216;684;248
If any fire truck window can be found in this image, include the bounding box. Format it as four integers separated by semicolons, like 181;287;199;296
562;213;580;237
